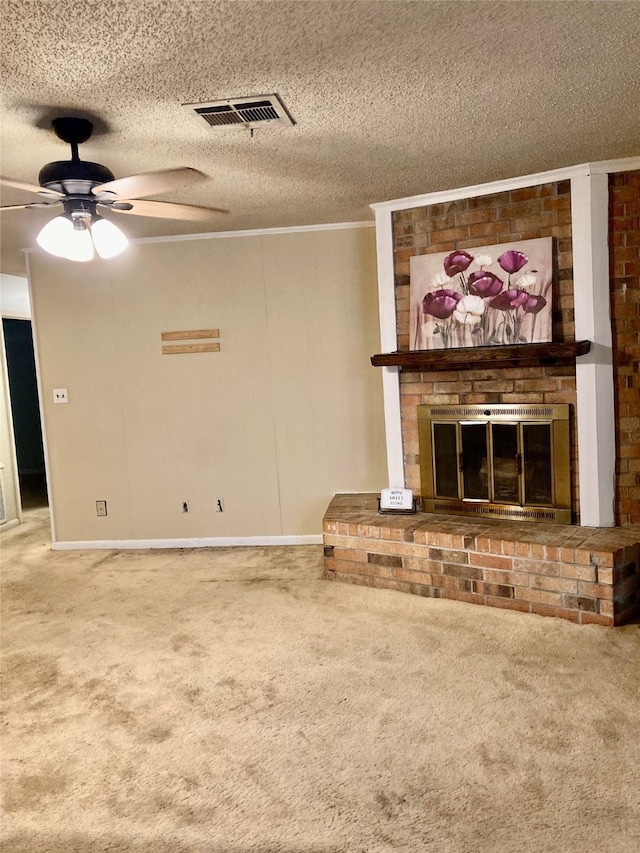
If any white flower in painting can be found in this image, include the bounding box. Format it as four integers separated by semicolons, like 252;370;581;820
516;272;537;288
453;294;486;325
474;253;493;268
433;271;453;287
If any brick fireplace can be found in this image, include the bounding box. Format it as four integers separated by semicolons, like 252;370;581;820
323;166;640;625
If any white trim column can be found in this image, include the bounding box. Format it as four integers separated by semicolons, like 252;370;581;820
373;207;404;487
571;172;615;526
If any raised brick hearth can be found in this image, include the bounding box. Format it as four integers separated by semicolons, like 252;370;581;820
323;494;640;626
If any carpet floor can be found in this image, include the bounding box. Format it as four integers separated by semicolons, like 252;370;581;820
1;508;639;853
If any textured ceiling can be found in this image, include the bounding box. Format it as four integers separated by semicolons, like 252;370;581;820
1;0;639;275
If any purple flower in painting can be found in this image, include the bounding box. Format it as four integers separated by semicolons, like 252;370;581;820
468;270;504;298
489;288;530;311
523;294;547;315
497;250;528;275
423;288;462;319
443;250;474;277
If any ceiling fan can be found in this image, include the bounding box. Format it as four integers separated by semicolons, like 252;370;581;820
0;117;228;262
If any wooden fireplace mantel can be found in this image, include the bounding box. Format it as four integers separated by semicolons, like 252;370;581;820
370;340;591;371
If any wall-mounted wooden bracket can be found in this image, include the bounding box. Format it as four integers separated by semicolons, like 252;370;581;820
161;329;219;341
162;343;221;355
160;328;221;355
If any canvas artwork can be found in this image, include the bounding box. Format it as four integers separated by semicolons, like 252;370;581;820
409;237;553;350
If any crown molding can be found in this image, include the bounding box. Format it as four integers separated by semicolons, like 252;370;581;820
370;157;640;213
23;220;375;255
131;220;375;246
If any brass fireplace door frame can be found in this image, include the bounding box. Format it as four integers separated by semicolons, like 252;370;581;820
417;404;571;524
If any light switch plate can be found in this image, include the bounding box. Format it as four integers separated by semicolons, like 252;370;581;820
53;388;68;404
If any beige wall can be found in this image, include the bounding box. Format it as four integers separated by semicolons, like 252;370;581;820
28;226;386;543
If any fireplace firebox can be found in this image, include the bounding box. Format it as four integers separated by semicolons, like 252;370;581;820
418;404;571;523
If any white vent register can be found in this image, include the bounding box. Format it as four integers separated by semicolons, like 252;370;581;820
183;94;295;130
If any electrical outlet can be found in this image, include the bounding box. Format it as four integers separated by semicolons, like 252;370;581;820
182;501;189;513
53;388;68;404
96;500;107;517
216;498;224;512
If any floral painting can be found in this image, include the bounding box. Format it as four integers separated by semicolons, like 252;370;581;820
409;237;553;350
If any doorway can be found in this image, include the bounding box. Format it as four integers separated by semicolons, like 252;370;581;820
2;318;48;510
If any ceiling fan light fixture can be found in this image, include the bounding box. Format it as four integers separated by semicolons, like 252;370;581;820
91;215;129;259
36;211;129;262
7;116;223;260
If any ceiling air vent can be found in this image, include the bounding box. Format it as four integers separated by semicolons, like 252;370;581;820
183;94;295;130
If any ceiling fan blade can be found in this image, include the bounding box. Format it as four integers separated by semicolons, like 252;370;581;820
1;203;37;212
0;201;61;212
92;167;207;200
1;176;64;197
104;199;229;220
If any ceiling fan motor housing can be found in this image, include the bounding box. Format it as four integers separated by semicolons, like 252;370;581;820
38;159;115;196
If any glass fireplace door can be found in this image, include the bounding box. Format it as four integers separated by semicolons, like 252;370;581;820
491;423;520;504
433;422;458;498
458;422;521;504
429;417;560;508
418;404;571;523
460;423;489;501
522;423;553;506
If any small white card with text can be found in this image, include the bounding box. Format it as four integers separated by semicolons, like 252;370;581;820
380;488;414;510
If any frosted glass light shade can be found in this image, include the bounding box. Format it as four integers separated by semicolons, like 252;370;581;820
36;216;94;262
36;216;75;258
91;217;129;259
